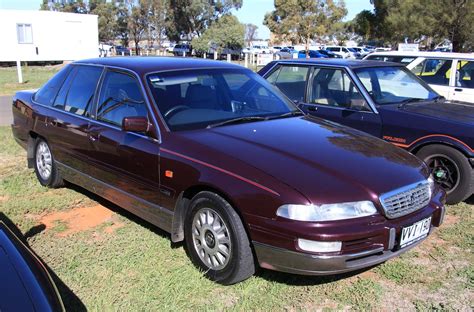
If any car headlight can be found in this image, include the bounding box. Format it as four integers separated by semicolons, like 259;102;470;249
276;201;378;222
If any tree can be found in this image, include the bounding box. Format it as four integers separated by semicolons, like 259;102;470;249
144;0;168;49
166;0;242;42
115;1;131;47
128;1;148;55
91;1;118;42
264;0;347;56
245;24;258;47
352;10;376;42
192;15;245;54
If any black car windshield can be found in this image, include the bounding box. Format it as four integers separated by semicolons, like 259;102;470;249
147;68;297;131
354;66;439;105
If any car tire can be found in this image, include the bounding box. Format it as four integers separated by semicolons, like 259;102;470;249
33;138;64;188
416;145;473;204
184;191;255;285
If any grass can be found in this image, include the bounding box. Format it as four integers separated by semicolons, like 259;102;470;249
0;65;472;310
0;64;62;96
0;126;472;311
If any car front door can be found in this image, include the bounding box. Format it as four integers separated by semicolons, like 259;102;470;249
303;66;382;137
87;69;166;224
451;59;474;103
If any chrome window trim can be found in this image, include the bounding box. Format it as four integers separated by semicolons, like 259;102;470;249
31;63;161;143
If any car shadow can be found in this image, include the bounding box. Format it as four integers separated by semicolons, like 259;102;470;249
255;265;376;286
465;195;473;205
0;212;87;312
65;182;183;249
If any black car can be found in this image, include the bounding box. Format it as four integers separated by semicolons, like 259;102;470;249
259;59;474;204
0;222;64;311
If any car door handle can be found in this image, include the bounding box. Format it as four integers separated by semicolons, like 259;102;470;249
88;132;100;142
48;119;62;127
454;88;463;92
307;106;318;111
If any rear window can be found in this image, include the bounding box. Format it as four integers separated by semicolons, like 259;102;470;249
366;55;416;64
53;65;103;116
33;66;71;106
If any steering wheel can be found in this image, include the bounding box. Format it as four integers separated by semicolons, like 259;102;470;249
164;105;190;118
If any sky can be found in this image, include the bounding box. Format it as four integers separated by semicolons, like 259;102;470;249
0;0;374;39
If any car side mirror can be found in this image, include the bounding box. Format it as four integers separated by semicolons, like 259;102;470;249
122;116;150;133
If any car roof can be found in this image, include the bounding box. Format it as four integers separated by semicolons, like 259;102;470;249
74;57;245;75
366;51;474;60
271;58;404;68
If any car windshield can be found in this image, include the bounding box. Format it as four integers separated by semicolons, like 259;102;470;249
354;66;439;105
147;68;297;131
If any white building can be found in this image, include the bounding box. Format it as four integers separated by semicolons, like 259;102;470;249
0;10;98;62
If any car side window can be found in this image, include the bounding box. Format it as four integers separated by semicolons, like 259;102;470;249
266;65;309;102
455;60;474;88
33;65;71;106
97;71;148;127
412;58;452;86
309;67;370;111
53;65;102;116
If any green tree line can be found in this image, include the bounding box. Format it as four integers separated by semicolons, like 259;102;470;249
352;0;474;52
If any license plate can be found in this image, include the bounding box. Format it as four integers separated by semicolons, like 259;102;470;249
400;217;432;248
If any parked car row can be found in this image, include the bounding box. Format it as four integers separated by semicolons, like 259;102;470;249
11;56;456;289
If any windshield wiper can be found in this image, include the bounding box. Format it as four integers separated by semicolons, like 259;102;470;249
266;110;304;120
206;116;266;129
397;98;426;108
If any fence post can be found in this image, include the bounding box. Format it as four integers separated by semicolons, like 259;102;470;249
204;52;206;59
227;54;231;63
16;60;23;84
244;53;248;68
214;51;218;60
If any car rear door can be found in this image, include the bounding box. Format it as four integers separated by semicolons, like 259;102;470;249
46;64;103;176
451;59;474;103
87;68;164;218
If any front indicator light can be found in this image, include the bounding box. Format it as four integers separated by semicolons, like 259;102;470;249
298;239;342;253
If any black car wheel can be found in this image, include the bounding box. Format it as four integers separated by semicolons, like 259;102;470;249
34;139;64;188
417;145;473;204
184;191;255;285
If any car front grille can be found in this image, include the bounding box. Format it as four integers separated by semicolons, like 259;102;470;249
379;181;431;219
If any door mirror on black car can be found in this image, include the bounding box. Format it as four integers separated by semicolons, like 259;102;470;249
122;116;149;133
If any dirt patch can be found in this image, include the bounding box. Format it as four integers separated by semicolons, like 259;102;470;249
443;214;459;226
104;222;125;234
40;205;115;237
0;195;8;202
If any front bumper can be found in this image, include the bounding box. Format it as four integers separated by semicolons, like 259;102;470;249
251;196;445;276
254;234;422;276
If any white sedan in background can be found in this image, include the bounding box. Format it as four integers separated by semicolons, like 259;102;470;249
364;51;474;103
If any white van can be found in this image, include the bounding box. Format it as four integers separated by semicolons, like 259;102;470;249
364;51;474;103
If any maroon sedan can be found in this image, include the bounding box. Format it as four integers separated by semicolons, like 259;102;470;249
11;57;445;284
